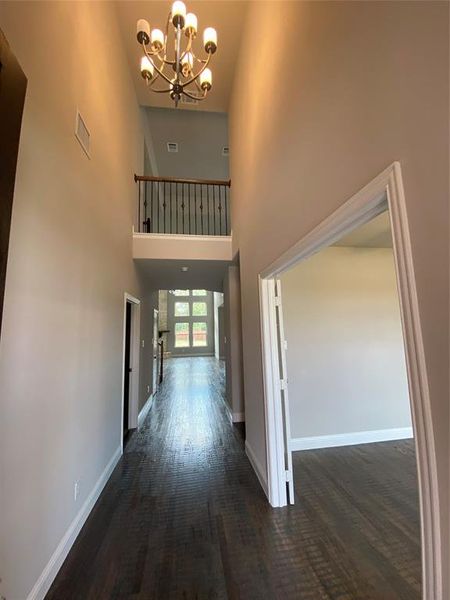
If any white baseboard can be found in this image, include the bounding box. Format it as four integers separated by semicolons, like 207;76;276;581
232;411;245;423
245;440;269;499
223;401;245;424
224;401;233;424
290;426;414;452
138;394;153;429
27;446;122;600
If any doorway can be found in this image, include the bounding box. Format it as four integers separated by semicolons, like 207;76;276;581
123;301;132;439
122;293;141;447
0;29;27;337
258;163;439;598
167;290;214;356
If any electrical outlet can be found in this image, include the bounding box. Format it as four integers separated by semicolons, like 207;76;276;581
147;385;150;393
142;339;145;348
74;481;80;502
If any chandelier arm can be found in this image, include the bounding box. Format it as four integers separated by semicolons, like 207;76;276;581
151;86;174;93
183;52;212;87
142;42;173;85
148;72;161;88
182;88;207;101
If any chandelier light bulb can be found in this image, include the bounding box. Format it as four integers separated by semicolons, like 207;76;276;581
200;68;212;91
136;19;150;45
140;56;154;80
203;27;217;54
151;28;164;51
172;1;186;29
185;13;198;37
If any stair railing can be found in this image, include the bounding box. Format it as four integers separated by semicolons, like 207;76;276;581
134;175;231;236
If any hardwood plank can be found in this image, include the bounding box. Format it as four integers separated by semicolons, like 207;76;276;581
46;357;421;599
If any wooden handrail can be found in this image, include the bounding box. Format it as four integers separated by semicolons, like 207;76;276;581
134;174;231;187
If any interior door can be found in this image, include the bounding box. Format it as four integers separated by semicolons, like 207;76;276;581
152;308;159;394
123;301;132;437
274;278;295;504
167;290;214;356
0;29;27;337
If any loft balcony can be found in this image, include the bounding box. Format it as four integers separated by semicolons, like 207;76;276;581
133;175;232;262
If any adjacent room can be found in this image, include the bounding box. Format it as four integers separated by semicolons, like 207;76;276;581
278;211;421;596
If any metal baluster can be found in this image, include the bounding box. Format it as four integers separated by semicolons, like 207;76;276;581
219;186;223;235
162;182;166;233
200;185;204;235
182;183;185;234
224;186;228;235
143;181;147;232
194;184;197;235
150;182;154;233
176;183;179;233
187;184;190;234
170;182;173;234
207;185;210;235
156;182;161;233
138;181;141;233
213;185;217;235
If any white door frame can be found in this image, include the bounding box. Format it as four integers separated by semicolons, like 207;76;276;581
258;162;440;600
152;308;159;395
121;292;141;451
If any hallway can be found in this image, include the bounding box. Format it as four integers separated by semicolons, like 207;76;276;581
47;357;420;600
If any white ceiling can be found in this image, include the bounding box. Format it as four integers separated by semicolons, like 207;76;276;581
334;211;393;248
135;258;230;291
115;1;248;113
144;107;229;179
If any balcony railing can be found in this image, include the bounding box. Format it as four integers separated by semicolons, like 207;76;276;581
134;175;231;236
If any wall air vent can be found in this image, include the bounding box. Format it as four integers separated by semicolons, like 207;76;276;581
222;146;230;157
75;110;91;158
167;142;178;153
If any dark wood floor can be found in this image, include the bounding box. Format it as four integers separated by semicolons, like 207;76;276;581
46;357;421;600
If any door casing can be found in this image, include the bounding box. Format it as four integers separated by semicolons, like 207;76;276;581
121;293;141;451
258;162;440;600
0;29;27;337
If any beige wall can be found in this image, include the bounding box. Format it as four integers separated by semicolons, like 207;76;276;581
139;289;159;411
281;246;412;440
224;265;244;417
229;1;448;592
0;2;149;598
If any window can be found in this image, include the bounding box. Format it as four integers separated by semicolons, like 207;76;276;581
193;322;207;347
175;323;190;347
192;302;207;316
175;302;190;317
172;290;190;296
192;289;207;296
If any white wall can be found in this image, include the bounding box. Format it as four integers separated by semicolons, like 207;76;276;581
0;3;149;599
229;3;448;587
281;247;412;445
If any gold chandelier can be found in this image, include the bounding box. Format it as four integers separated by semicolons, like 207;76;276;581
136;2;217;107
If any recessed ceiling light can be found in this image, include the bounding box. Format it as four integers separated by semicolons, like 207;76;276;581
181;266;189;272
